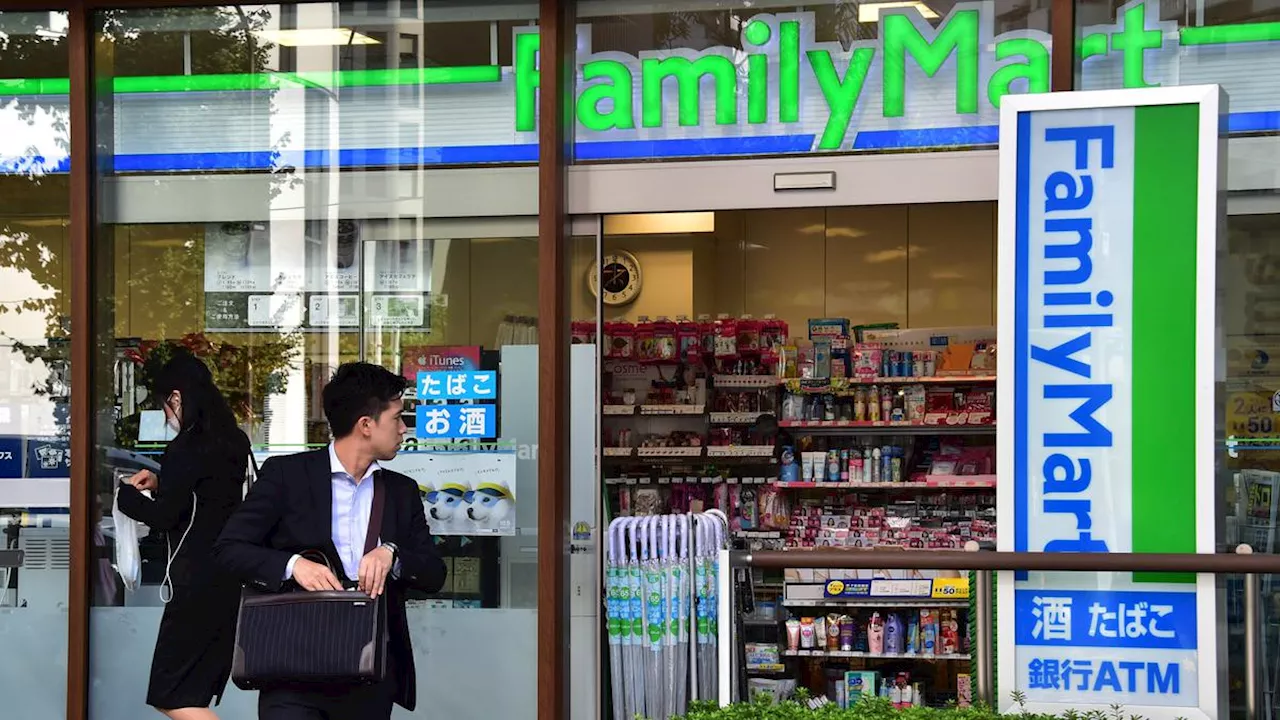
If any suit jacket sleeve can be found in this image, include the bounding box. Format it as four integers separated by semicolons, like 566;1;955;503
392;475;447;594
116;444;200;531
213;456;293;590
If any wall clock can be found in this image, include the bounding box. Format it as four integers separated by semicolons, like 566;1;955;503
588;250;642;306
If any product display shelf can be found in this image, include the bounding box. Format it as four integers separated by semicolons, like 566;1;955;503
709;411;769;424
639;404;706;415
714;374;783;389
785;375;996;392
783;599;969;609
604;476;774;486
784;650;971;661
779;421;996;436
775;476;996;490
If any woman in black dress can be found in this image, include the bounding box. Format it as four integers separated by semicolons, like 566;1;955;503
117;352;251;720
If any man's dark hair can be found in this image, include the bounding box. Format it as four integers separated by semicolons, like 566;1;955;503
323;362;410;438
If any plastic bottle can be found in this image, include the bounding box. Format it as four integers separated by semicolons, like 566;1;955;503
868;385;881;422
871;447;882;482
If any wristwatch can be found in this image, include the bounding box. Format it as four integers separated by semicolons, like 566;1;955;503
380;541;399;560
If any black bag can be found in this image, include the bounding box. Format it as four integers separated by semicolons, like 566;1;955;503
230;473;388;690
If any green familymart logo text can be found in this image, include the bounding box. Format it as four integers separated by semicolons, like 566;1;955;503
508;0;1261;149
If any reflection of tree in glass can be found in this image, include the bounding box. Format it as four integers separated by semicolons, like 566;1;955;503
0;7;296;443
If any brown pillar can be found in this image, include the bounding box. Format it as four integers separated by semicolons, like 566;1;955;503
66;3;93;720
1051;0;1077;91
537;0;573;719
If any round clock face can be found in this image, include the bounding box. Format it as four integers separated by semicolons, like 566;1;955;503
588;251;642;306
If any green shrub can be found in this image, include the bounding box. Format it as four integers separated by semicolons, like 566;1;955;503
670;693;1172;720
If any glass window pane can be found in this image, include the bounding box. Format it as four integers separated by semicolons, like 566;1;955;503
0;10;70;719
88;4;540;720
1074;0;1280;189
1222;208;1280;720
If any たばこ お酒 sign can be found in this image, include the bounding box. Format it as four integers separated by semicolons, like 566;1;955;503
996;85;1226;719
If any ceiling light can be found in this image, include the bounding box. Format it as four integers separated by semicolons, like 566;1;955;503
859;1;939;22
253;28;381;47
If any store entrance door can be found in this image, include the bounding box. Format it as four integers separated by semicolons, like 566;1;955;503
573;148;1005;719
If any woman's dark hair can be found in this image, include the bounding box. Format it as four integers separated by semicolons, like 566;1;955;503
154;350;249;458
323;362;409;438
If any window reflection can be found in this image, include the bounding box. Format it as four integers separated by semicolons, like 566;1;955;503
0;11;71;720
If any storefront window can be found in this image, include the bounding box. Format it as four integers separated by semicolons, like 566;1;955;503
87;3;544;719
573;0;1052;159
1072;2;1280;716
1075;0;1280;190
0;11;70;719
1221;209;1280;720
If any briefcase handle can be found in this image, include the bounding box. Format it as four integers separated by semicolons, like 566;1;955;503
285;549;360;591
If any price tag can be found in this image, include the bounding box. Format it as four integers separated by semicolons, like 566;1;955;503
930;577;971;599
1228;388;1280;438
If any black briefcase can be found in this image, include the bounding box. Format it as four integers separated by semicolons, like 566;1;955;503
230;475;389;690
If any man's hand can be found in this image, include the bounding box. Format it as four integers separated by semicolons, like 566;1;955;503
292;558;342;592
127;469;158;492
357;546;395;599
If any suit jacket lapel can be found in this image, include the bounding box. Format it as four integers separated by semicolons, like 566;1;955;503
308;449;339;560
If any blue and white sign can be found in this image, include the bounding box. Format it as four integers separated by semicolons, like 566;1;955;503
0;436;23;478
417;371;497;401
415;404;496;440
997;86;1226;719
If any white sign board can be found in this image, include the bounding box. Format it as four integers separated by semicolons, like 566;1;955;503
996;85;1227;719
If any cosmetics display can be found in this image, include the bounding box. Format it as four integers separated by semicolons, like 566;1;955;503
593;313;997;708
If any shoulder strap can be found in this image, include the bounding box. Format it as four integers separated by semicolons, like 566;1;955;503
364;470;386;555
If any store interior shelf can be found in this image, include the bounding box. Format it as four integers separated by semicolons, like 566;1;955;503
784;650;971;661
782;599;970;608
787;375;996;392
603;405;637;415
714;375;782;389
776;476;996;490
606;476;774;486
709;411;767;424
779;422;995;436
639;404;705;415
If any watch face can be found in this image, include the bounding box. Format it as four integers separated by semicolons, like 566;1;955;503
590;251;642;306
602;261;631;293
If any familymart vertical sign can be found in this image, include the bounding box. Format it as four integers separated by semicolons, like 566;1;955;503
996;86;1226;720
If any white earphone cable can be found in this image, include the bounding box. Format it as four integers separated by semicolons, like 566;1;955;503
159;491;197;605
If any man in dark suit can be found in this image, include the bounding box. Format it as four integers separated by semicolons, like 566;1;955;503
214;362;446;720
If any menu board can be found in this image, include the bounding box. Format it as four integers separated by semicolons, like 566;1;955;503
203;220;432;332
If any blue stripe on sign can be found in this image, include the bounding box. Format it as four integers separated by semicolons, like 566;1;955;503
1013;110;1031;581
576;134;818;159
852;125;999;149
1227;110;1280;133
0;110;1274;174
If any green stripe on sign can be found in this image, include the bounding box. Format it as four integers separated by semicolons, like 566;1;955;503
1131;103;1200;584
